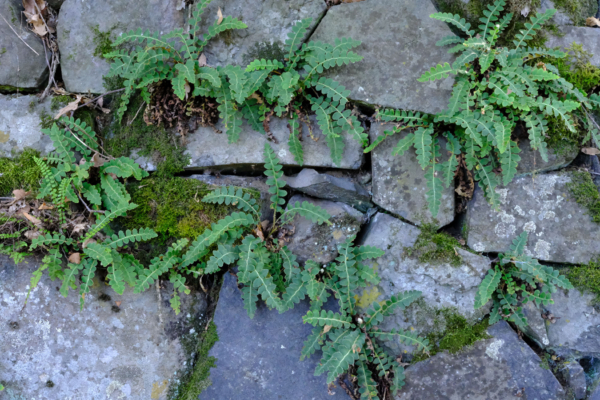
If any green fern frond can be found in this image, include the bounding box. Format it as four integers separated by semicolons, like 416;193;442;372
202;186;260;219
60;263;83;297
418;62;454;82
104;228;158;249
263;143;287;214
356;360;379;400
474;267;502;309
513;9;556;50
431;13;474;37
303;309;354;328
287;118;304;166
30;233;73;249
364;291;422;328
369;328;431;352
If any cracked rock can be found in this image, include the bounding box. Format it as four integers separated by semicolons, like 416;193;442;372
562;361;587;400
546;26;600;68
516;138;578;177
521;300;550;348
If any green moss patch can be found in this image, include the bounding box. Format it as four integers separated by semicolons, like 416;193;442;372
0;149;42;196
553;44;600;94
405;224;463;266
552;0;598;26
567;259;600;303
92;25;114;58
567;171;600;223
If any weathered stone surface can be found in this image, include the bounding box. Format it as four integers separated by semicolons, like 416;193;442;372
0;94;54;157
522;301;550;348
546;27;600;67
185;115;364;171
540;0;598;26
397;321;565;399
0;255;207;399
516;138;578;177
309;0;456;114
370;124;455;227
466;172;600;264
0;0;48;90
189;174;272;222
284;194;365;265
358;213;491;353
198;0;327;67
57;0;186;93
546;288;600;356
202;272;348;400
562;361;587;400
591;383;600;400
283;168;373;212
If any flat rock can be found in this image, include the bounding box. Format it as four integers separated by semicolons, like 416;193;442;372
57;0;186;93
0;94;54;157
397;321;565;399
546;27;600;67
189;174;272;222
370;124;455;227
546;288;600;357
0;255;207;399
284;194;365;265
0;0;48;90
540;0;598;26
563;361;587;400
185;115;364;171
466;171;600;264
198;0;327;67
201;272;348;400
516;138;577;176
358;213;491;353
283;168;373;212
309;0;456;114
522;300;550;348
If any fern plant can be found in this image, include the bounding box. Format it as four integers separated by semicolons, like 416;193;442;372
105;0;246;122
367;0;600;216
474;231;573;330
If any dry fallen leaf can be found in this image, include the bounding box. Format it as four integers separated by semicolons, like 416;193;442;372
586;17;600;27
116;301;122;307
250;92;264;104
82;238;96;248
68;252;81;264
198;53;207;67
12;189;31;201
54;95;82;119
72;223;87;234
38;202;54;210
22;212;42;226
217;7;223;25
91;152;108;168
24;230;41;240
582;147;600;155
323;325;333;334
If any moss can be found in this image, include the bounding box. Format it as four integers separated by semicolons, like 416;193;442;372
92;25;114;58
168;321;219;400
567;259;600;303
50;95;72;111
413;311;491;362
0;85;37;94
553;43;600;94
545;114;582;156
0;149;43;196
242;41;287;66
404;224;463;266
567;171;600;224
552;0;598;26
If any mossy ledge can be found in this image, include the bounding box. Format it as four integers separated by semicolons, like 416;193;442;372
404;223;464;266
0;149;43;196
567;170;600;224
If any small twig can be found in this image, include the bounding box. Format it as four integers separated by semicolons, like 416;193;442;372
0;11;40;55
128;101;146;126
76;88;126;110
76;191;105;214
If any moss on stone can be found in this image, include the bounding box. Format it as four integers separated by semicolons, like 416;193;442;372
553;43;600;94
242;41;287;66
404;224;463;266
92;25;114;58
567;171;600;223
552;0;598;26
0;149;42;196
545;114;582;156
567;259;600;303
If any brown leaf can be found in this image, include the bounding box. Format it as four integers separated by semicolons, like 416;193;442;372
68;252;81;264
217;7;223;24
582;147;600;155
115;301;122;307
24;230;41;240
586;17;600;27
38;202;54;210
249;92;263;104
72;223;87;234
323;325;333;334
198;53;207;67
91;152;108;168
12;189;30;201
22;212;42;226
82;238;96;248
54;95;82;119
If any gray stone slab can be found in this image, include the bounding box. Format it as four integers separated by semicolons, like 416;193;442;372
309;0;456;114
516;138;578;177
189;174;272;222
198;0;327;67
563;361;587;400
284;194;365;265
57;0;186;93
283;168;372;212
466;171;600;264
540;0;598;26
522;300;550;348
546;26;600;67
185;115;364;171
0;0;48;90
0;255;207;399
358;213;491;353
396;321;565;400
201;272;348;400
0;94;54;157
547;288;600;357
370;123;455;227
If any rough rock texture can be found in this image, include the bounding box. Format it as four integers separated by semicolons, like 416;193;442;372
397;321;565;399
0;0;48;89
0;94;54;157
562;361;587;400
185;115;364;171
283;168;373;212
358;213;491;352
202;272;348;400
546;27;600;67
591;383;600;400
57;0;186;93
521;301;550;348
540;0;599;26
198;0;327;67
466;172;600;264
284;194;365;265
189;174;272;222
546;289;600;356
516;139;578;177
0;255;207;399
370;124;455;227
309;0;456;114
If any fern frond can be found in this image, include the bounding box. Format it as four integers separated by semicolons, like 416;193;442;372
263;143;287;214
324;330;365;383
280;201;331;225
392;132;416;157
474;267;502;309
251;262;281;309
478;0;505;40
414;127;434;169
418;62;454;82
513;9;556;50
309;77;351;107
356;360;379;400
431;13;474;37
30;233;73;249
83;243;114;266
369;328;431;352
82;202;137;243
534;97;579;132
301;327;324;361
285;18;313;60
279;276;306;313
303;309;354;328
364;291;422;328
474;157;500;207
500;140;521;186
436;35;464;47
202;186;260;219
104;228;158;249
60;263;83;297
101;157;148;180
303;49;363;81
287;118;304;166
206;244;239;274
